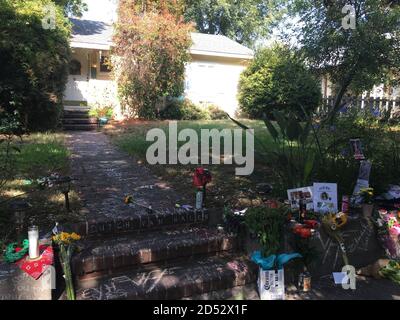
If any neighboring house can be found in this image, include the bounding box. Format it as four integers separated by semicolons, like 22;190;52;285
65;18;254;118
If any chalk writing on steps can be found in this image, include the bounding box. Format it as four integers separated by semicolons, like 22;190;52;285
81;269;171;300
317;221;373;269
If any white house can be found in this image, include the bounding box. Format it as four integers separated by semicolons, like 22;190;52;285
65;18;254;117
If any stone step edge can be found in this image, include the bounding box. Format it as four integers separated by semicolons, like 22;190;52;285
62;126;98;131
75;255;257;300
62;118;98;124
64;209;209;237
72;229;237;276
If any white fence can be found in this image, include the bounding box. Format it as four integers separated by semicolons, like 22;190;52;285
320;97;400;117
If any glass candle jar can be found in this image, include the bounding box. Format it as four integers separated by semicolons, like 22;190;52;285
28;226;39;259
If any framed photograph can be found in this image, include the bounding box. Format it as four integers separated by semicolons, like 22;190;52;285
313;183;338;214
287;186;314;211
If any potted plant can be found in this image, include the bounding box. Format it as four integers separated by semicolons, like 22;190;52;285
89;106;114;126
245;206;291;300
245;206;286;259
359;187;374;218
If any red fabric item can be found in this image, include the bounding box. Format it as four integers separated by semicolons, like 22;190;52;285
16;245;54;280
293;225;313;239
303;220;319;229
266;200;279;209
193;167;212;187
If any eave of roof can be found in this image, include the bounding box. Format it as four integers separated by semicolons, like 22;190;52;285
69;19;254;59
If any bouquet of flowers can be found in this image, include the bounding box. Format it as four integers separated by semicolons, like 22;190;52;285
52;232;81;300
372;210;400;259
380;260;400;285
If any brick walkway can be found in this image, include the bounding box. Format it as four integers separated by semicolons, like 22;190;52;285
65;131;181;220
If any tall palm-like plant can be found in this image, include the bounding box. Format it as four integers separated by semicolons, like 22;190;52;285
229;109;324;191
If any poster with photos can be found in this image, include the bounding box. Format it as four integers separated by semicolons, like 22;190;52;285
350;139;365;160
313;183;338;214
287;186;314;211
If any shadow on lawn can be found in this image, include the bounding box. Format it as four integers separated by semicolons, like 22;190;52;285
0;133;82;249
103;120;280;212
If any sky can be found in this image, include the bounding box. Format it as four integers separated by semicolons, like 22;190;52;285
80;0;118;23
78;0;290;47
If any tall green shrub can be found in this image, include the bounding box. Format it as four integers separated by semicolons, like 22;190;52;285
0;0;71;131
238;45;321;119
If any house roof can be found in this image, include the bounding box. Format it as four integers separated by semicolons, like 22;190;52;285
190;32;254;59
70;18;254;59
70;18;113;50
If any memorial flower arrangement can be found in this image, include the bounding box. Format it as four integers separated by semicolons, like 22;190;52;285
52;232;81;300
373;210;400;259
380;260;400;285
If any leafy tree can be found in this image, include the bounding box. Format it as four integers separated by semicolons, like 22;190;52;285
183;0;283;48
119;0;185;18
281;0;400;120
238;45;321;118
0;0;71;130
114;0;193;119
54;0;88;17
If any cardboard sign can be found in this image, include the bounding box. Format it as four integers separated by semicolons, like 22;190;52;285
313;183;338;214
352;161;372;206
287;186;314;211
332;272;348;285
258;268;285;300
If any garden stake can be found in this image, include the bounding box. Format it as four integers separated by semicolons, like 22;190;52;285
63;191;70;212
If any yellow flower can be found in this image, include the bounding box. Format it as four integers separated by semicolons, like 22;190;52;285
53;232;81;244
70;233;81;241
124;195;133;204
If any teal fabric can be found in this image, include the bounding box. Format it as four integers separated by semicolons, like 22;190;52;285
251;251;302;270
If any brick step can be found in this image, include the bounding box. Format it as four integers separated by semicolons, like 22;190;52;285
62;118;98;125
65;208;209;238
63;124;98;131
64;102;88;108
63;111;91;119
72;227;236;278
75;255;256;300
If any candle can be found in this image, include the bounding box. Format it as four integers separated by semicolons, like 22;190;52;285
28;226;39;259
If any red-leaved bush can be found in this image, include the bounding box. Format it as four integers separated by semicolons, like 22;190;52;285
113;0;193;119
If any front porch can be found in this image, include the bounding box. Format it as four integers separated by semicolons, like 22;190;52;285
65;47;118;105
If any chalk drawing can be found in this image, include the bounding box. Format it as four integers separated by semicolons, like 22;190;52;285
317;220;374;269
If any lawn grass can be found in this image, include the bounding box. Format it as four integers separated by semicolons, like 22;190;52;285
0;132;81;248
13;133;70;177
107;119;276;161
104;119;279;211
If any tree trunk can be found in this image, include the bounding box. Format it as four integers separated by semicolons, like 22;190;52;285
326;72;357;123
